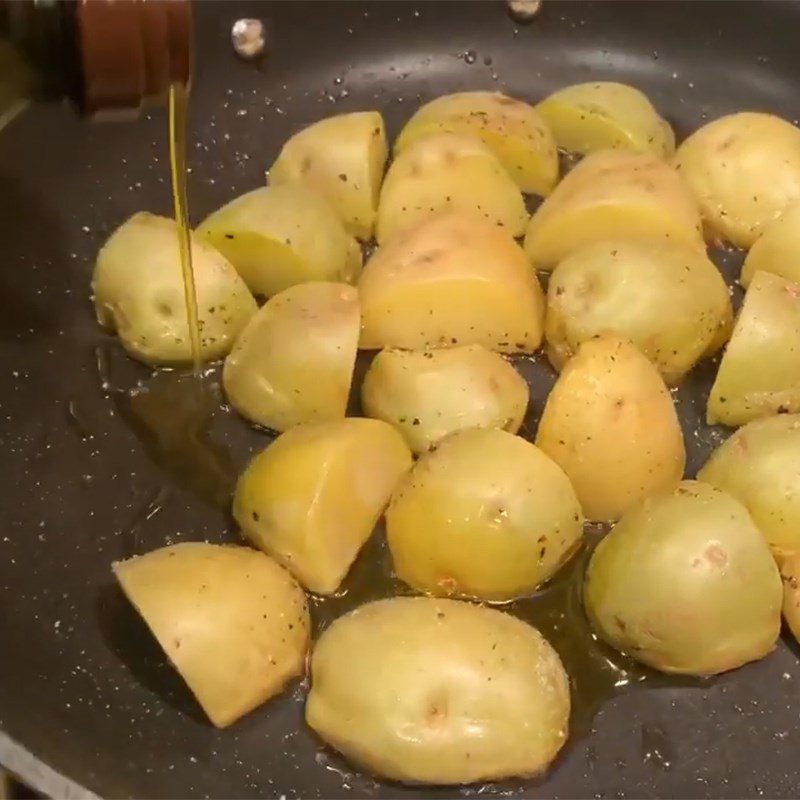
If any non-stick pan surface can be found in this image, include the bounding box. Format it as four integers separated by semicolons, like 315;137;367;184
2;2;800;797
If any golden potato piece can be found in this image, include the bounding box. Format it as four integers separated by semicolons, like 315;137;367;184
233;418;411;594
674;112;800;248
781;554;800;645
536;334;685;522
535;81;675;158
740;202;800;288
92;212;256;365
361;345;529;454
196;186;361;299
376;132;528;243
394;90;558;195
306;597;570;784
268;111;387;239
546;238;732;383
113;542;310;728
223;282;359;432
524;150;703;271
386;428;583;601
707;271;800;426
359;212;544;353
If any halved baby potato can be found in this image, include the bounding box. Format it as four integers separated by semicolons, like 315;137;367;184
523;150;703;270
92;212;256;365
535;81;675;158
359;211;545;353
113;542;310;728
196;185;361;299
223;282;359;432
376;132;528;243
781;554;800;645
394;90;558;195
268;111;387;239
740;202;800;288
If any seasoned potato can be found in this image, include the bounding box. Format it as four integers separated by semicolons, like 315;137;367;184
359;212;544;353
376;132;528;243
698;414;800;559
536;334;685;522
223;282;359;432
584;481;782;675
780;554;800;645
306;597;570;784
196;186;361;299
233;418;411;594
740;202;800;288
523;151;703;270
674;112;800;248
92;212;256;365
386;428;583;601
707;270;800;426
362;345;529;454
113;542;310;728
268;111;387;239
394;91;558;195
546;238;733;383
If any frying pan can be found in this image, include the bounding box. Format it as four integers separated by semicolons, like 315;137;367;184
2;1;800;797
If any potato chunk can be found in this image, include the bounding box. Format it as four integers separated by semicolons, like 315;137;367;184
361;345;529;454
233;418;411;594
268;111;387;239
113;542;309;728
394;91;558;195
781;554;800;645
92;212;256;365
306;597;570;784
740;202;800;288
376;132;528;243
359;212;544;353
674;112;800;248
223;282;359;432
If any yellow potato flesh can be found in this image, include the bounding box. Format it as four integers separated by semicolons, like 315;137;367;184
707;270;800;426
91;212;257;365
386;427;584;601
233;418;411;594
523;150;703;271
740;202;800;288
536;334;685;522
394;91;558;195
361;345;529;454
781;554;800;645
223;282;359;432
376;132;528;243
268;111;387;239
113;542;309;728
674;112;800;248
359;211;544;353
196;185;361;299
306;597;570;784
535;81;675;158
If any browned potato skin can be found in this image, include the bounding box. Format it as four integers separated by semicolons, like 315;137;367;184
781;553;800;645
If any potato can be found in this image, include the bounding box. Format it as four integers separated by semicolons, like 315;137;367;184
361;345;529;454
268;111;387;239
523;150;703;270
113;542;310;728
92;212;256;365
707;270;800;426
386;428;583;601
306;597;570;784
584;481;782;675
535;333;685;522
698;414;800;559
376;132;528;243
780;554;800;645
359;211;544;353
196;186;361;299
674;112;800;248
394;91;558;195
535;81;675;158
233;418;411;594
223;282;359;432
545;238;733;383
740;202;800;288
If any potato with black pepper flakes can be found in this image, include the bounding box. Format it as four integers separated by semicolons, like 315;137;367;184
780;554;800;645
306;597;570;784
741;202;800;288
